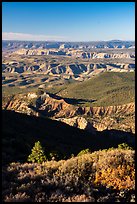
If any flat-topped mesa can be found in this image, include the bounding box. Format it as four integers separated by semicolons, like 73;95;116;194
13;48;135;59
2;40;135;51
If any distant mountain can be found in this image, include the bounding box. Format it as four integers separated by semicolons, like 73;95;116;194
109;39;123;42
2;40;135;51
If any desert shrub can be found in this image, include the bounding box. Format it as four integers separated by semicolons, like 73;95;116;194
118;143;133;150
48;151;59;161
63;194;95;202
95;164;135;190
77;148;91;156
27;141;47;164
2;148;135;202
55;154;95;192
94;149;135;190
107;147;115;151
4;192;30;202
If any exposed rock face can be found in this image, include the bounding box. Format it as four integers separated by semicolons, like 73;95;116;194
2;62;134;76
57;116;96;133
2;94;38;116
83;103;135;117
27;93;37;99
92;117;116;132
91;116;134;132
14;49;135;59
37;97;76;118
2;92;135;133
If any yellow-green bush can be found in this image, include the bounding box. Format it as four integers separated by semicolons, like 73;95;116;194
27;141;47;164
77;148;91;156
118;143;133;150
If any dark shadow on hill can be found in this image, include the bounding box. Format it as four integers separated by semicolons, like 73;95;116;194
2;110;135;165
47;92;97;105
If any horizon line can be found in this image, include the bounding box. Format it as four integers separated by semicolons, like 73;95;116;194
2;39;135;42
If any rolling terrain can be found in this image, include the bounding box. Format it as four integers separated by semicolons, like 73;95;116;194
2;84;135;134
58;72;135;106
2;109;134;164
2;110;135;202
2;41;135;91
2;40;135;202
2;54;135;93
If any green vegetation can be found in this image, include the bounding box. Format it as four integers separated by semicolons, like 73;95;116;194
77;148;91;156
98;142;133;152
2;86;36;95
59;72;135;106
2;71;135;107
26;143;134;164
27;141;47;164
27;141;60;163
118;143;133;150
2;77;75;96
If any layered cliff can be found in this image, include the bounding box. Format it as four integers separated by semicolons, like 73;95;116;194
2;92;135;133
14;48;135;59
2;61;135;75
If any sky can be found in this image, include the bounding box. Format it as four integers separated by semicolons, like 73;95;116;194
2;2;135;42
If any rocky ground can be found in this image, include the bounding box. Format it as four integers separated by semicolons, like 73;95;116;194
2;91;135;134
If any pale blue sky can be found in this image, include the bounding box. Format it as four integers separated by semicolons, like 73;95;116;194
2;2;135;41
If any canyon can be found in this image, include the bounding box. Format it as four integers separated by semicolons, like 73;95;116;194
2;40;135;135
2;41;135;203
14;48;135;59
2;92;135;134
2;40;135;143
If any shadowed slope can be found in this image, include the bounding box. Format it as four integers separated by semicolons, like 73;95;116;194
2;110;135;165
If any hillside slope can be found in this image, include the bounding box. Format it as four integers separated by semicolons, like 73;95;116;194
2;149;135;202
58;72;135;106
2;91;135;133
2;110;135;165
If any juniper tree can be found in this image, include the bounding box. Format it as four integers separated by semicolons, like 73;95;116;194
27;141;47;163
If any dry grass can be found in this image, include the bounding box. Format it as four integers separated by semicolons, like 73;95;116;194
2;149;135;202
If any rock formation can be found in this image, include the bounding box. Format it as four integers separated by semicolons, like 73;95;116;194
14;48;135;59
2;92;135;133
